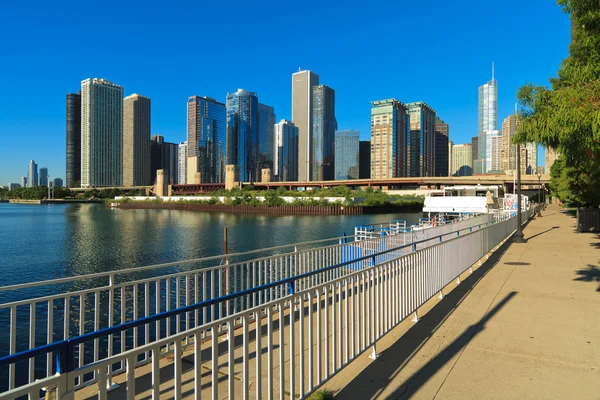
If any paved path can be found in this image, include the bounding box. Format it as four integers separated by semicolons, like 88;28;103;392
323;205;600;399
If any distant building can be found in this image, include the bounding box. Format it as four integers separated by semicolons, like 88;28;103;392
448;141;454;177
151;135;178;184
359;141;371;179
435;117;449;177
20;177;27;188
274;119;299;181
471;136;481;174
334;130;360;180
27;160;38;187
491;134;502;172
519;147;528;176
258;103;276;172
53;178;63;188
292;70;319;181
370;99;409;179
545;147;559;172
39;168;49;187
178;142;187;184
81;78;124;187
311;85;337;181
501;114;519;172
452;144;473;176
66;93;81;187
407;102;436;177
8;183;21;191
478;65;498;173
187;96;227;183
536;166;545;175
525;143;538;175
123;94;151;187
226;89;260;182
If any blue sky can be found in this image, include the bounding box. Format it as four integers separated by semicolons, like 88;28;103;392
0;0;570;184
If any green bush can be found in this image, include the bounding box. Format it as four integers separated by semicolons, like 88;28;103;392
263;191;284;207
306;389;334;400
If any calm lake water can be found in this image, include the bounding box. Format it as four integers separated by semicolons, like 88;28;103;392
0;203;421;288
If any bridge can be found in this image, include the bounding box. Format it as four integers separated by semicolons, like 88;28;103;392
0;209;537;399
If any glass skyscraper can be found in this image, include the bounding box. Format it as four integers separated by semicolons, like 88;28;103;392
407;102;437;177
66;93;81;188
27;160;38;187
274;119;299;181
311;85;337;181
370;99;409;179
150;135;178;185
39;168;48;187
187;96;226;183
334;130;360;180
226;89;260;182
478;65;498;173
258;103;276;172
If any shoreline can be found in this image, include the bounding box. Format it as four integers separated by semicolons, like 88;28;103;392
7;199;104;204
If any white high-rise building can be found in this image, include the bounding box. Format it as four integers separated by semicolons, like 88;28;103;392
525;143;538;175
274;120;299;181
477;64;498;173
81;78;124;187
178;141;188;184
292;70;319;181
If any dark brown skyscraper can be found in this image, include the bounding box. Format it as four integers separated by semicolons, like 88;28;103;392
66;93;81;187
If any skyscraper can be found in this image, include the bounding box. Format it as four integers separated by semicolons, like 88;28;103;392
477;65;498;173
334;130;360;180
20;177;27;188
448;141;454;177
525;143;538;175
39;168;48;187
471;136;480;174
359;141;371;179
258;103;276;171
226;89;260;182
501;114;519;172
178;142;188;184
274;119;299;181
435;117;449;177
66;93;81;187
292;70;319;181
81;78;124;187
150;135;178;184
451;144;473;176
546;147;559;173
27;160;38;187
370;99;409;179
311;85;337;180
53;178;63;188
123;94;151;187
407;102;436;177
491;134;502;171
187;96;227;183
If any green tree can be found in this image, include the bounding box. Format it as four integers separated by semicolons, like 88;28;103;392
515;0;600;206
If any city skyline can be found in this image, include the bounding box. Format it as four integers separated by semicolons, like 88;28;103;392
0;1;570;184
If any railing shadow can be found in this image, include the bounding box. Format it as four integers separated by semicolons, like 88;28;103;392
335;237;517;400
573;264;600;292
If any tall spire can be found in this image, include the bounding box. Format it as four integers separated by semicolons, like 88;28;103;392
492;61;495;81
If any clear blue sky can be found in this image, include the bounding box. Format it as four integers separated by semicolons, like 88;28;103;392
0;0;570;185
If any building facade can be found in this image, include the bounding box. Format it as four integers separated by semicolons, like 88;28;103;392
501;114;519;172
546;147;559;173
334;130;359;180
39;168;48;187
451;144;473;176
187;96;227;183
359;140;371;179
370;99;409;179
311;85;337;181
491;133;502;171
123;94;151;187
407;102;436;177
20;177;27;188
471;136;480;174
66;93;81;188
53;178;63;188
435;118;449;177
273;119;299;181
448;141;454;177
525;142;538;175
226;89;260;182
27;160;38;187
258;103;276;172
8;183;21;191
292;70;319;181
477;67;498;173
178;142;187;184
150;135;178;184
81;78;124;187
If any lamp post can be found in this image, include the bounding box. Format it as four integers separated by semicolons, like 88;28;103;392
514;143;526;242
537;173;542;217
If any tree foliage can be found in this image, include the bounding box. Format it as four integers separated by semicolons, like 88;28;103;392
515;0;600;206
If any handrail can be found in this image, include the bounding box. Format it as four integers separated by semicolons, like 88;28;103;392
0;216;505;372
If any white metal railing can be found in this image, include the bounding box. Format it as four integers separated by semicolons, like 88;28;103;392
0;210;533;400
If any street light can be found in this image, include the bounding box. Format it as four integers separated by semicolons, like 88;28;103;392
513;143;526;243
537;172;542;217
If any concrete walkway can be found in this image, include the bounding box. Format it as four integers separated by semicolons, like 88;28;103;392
325;205;600;399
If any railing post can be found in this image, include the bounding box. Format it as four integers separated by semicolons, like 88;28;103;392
368;343;379;360
289;279;295;295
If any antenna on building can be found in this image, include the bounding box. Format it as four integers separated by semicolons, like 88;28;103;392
492;62;495;80
514;102;517;115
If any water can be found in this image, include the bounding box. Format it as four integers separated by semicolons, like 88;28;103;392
0;203;420;289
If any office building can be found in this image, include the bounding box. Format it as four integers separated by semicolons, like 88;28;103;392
525;143;538;175
537;166;545;175
448;141;454;177
435;117;449;177
8;183;21;191
491;134;502;171
477;65;498;173
226;89;260;182
451;144;473;176
27;160;38;187
66;93;81;187
274;119;299;181
311;85;337;180
258;103;276;171
359;141;371;179
53;178;63;188
150;135;178;184
519;147;528;176
178;142;187;184
407;102;436;177
370;99;409;179
546;147;559;172
187;96;227;183
471;136;481;174
39;168;48;187
123;94;151;187
20;177;27;188
81;78;124;187
292;70;319;181
501;114;519;172
334;130;359;180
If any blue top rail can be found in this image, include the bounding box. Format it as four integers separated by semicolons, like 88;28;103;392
0;219;499;375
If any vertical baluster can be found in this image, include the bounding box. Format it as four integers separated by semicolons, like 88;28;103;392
267;306;274;400
174;339;182;400
255;309;262;400
47;299;54;375
29;302;36;386
278;304;284;400
194;332;202;400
